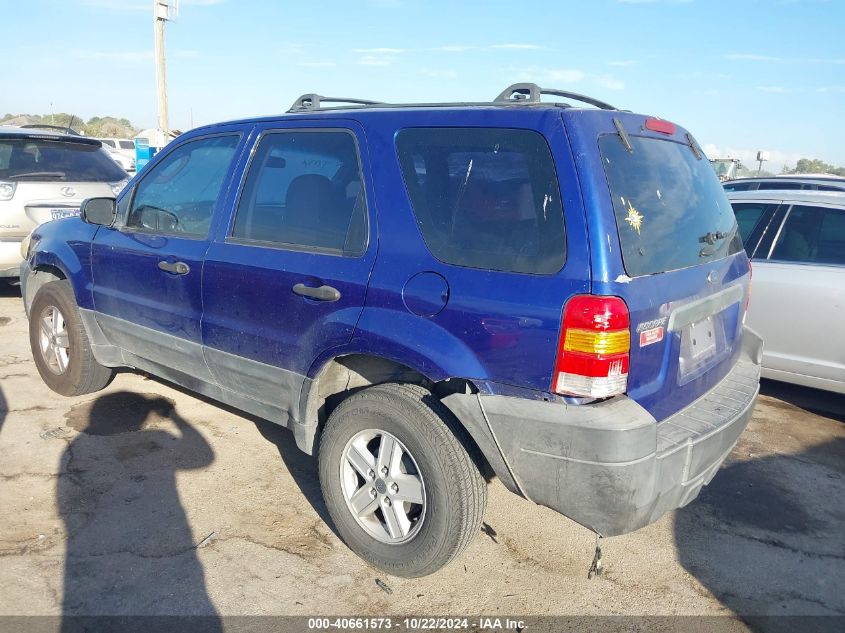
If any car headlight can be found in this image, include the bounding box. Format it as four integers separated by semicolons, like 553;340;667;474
111;179;129;196
20;232;33;259
0;181;16;201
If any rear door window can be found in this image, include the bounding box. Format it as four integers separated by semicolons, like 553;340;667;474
770;205;845;265
118;140;135;150
600;135;741;277
396;127;566;275
0;137;127;182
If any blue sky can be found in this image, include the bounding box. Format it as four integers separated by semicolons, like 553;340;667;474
7;0;845;167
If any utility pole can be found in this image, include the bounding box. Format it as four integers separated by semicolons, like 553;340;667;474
153;0;178;134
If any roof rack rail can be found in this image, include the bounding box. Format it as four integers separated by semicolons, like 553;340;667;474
288;93;384;113
494;83;618;111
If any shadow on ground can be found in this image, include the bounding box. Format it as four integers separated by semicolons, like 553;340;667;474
675;384;845;633
59;391;221;629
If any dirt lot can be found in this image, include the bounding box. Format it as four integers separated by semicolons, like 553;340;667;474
0;282;843;632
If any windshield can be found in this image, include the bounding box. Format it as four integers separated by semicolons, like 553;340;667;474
600;135;742;277
0;137;126;182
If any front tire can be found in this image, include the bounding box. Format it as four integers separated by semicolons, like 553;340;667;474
29;280;113;396
319;383;486;577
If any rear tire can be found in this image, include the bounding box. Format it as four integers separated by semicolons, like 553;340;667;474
29;280;113;396
319;383;486;577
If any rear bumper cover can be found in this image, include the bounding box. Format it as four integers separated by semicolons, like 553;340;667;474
453;327;762;537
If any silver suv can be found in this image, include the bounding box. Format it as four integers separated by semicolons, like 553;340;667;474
0;127;128;278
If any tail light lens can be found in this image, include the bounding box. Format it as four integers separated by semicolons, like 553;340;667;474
552;295;630;398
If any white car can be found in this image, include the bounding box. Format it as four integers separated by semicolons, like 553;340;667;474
0;128;128;279
728;190;845;393
98;138;136;172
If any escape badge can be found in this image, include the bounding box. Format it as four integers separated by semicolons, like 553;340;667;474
625;200;643;234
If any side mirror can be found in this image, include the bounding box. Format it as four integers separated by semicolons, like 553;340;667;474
81;197;116;227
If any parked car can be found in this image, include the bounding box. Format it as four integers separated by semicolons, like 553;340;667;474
102;143;136;172
98;137;136;163
723;176;845;193
20;84;761;577
0;127;128;280
728;190;845;393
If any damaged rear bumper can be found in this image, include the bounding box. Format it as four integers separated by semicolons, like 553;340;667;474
445;326;763;537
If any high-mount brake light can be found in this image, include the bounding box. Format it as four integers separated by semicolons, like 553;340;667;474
552;295;631;399
645;118;676;135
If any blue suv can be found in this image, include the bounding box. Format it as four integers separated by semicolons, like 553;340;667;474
20;84;761;577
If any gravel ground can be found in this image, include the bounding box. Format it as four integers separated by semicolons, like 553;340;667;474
0;282;842;632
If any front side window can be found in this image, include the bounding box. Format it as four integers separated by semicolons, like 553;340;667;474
600;135;742;277
231;130;367;255
771;205;845;265
126;134;240;237
396;128;566;275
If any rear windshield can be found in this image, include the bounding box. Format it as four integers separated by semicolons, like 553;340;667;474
0;137;126;182
396;127;566;275
600;135;742;277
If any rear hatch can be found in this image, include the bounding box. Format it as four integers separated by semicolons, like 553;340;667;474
0;133;127;238
563;110;751;421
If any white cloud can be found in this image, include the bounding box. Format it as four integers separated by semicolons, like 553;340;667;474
351;48;405;67
817;85;845;93
725;53;782;62
547;69;586;83
357;55;393;67
595;75;625;90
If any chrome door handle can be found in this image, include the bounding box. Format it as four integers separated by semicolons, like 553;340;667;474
292;283;341;302
158;260;190;275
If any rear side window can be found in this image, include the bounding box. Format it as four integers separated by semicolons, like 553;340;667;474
723;182;752;192
0;137;126;182
396;128;566;275
771;205;845;265
231;130;367;255
600;135;742;277
761;182;803;190
119;140;135;150
731;203;769;244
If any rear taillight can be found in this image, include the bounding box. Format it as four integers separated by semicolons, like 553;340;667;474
552;295;630;398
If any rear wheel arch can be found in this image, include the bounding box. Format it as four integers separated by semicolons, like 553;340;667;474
297;354;485;461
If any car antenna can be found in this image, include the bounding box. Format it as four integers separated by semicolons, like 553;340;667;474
66;115;76;135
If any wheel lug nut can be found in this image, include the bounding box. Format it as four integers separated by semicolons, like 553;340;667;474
367;469;375;479
384;498;392;507
369;488;377;498
390;483;399;494
380;466;388;476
